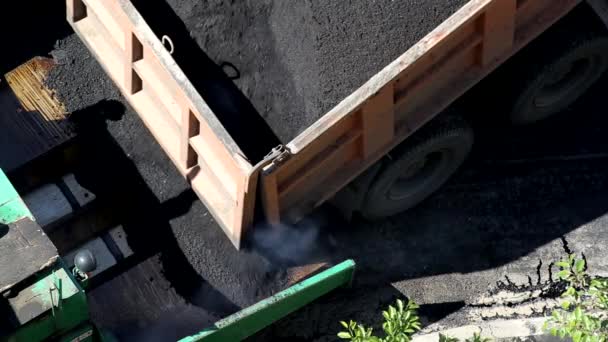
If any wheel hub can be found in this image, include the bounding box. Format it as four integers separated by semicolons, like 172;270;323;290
534;57;597;108
387;150;449;200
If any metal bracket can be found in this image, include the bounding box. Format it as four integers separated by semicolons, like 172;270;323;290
48;274;63;316
262;145;292;174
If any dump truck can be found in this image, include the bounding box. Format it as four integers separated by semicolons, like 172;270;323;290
67;0;608;248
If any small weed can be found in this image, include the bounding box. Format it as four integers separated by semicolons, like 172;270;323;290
544;254;608;342
337;299;485;342
338;299;421;342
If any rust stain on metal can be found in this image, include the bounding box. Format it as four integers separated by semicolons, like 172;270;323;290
5;57;73;140
6;57;66;117
286;262;328;286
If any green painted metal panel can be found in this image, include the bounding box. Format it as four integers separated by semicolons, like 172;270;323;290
181;260;356;342
5;264;89;342
0;169;19;204
8;267;81;324
0;169;32;224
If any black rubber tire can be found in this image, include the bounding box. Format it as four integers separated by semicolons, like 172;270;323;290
509;34;608;125
360;117;474;220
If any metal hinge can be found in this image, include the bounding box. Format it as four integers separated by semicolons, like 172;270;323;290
263;145;292;174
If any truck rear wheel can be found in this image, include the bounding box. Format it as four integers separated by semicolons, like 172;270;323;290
360;117;473;220
510;34;608;125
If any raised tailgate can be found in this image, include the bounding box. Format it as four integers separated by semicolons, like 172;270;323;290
67;0;256;248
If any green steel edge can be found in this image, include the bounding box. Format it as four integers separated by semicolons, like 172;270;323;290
181;259;356;342
0;169;33;224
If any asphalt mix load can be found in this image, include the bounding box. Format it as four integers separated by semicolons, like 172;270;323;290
132;0;469;146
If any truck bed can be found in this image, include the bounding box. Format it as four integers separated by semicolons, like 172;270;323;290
63;0;580;248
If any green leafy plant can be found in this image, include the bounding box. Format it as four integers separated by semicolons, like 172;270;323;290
438;332;490;342
438;334;460;342
338;299;422;342
544;254;608;342
337;300;490;342
464;333;491;342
